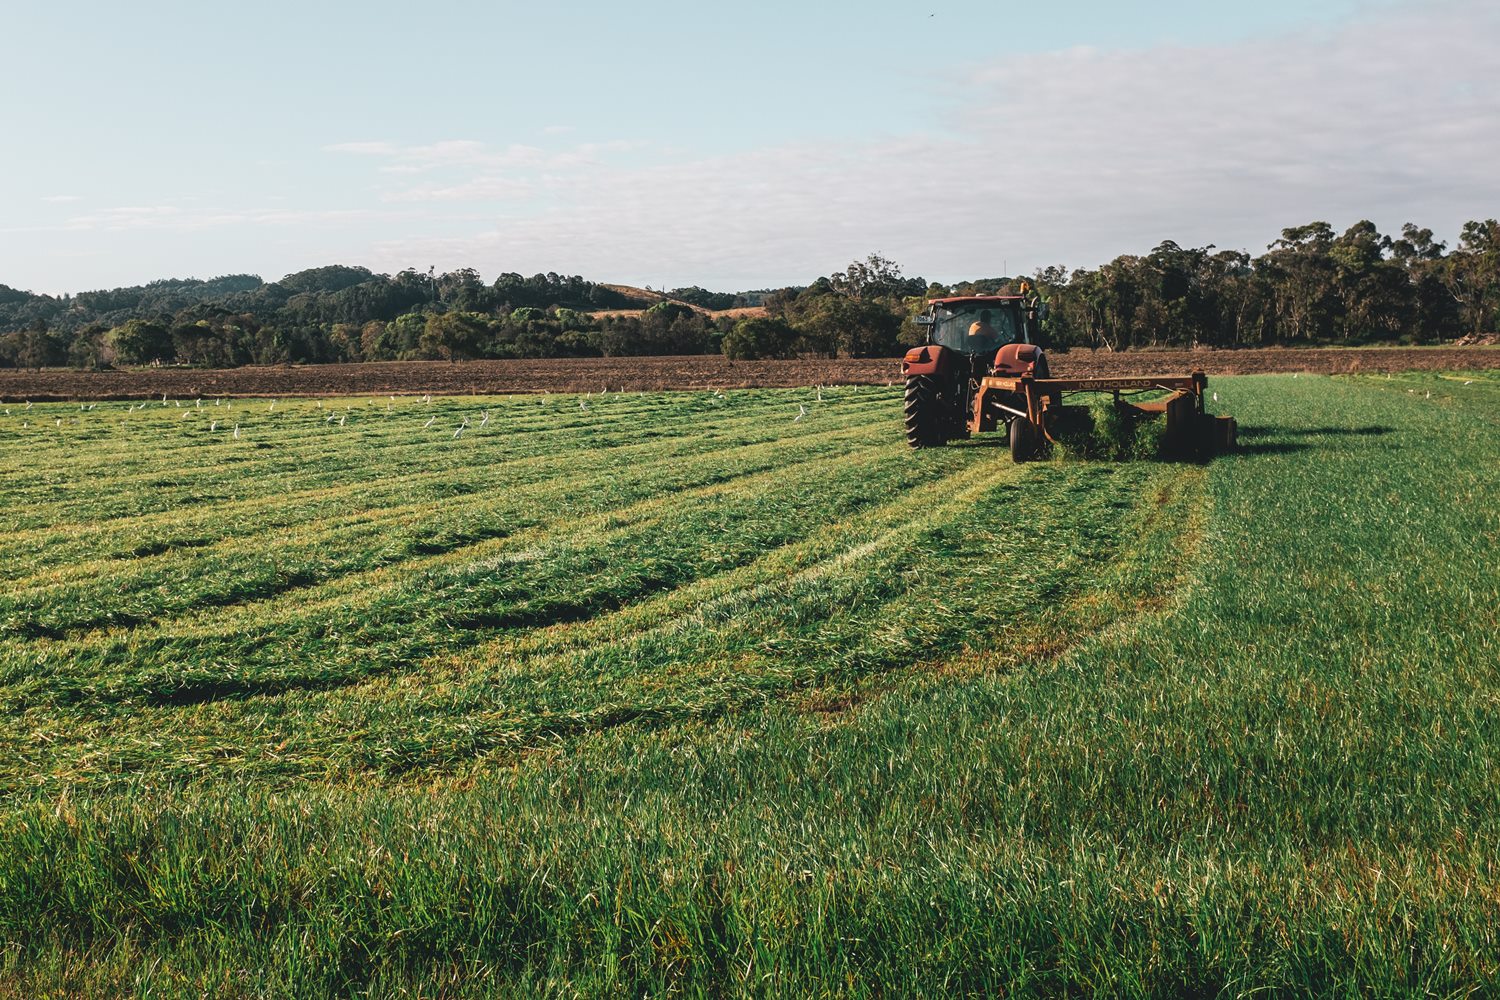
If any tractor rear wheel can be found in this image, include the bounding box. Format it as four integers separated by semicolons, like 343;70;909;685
904;375;946;448
1008;416;1038;462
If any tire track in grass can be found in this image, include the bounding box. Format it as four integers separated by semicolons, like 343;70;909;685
456;455;1025;661
348;462;1207;775
0;391;894;550
442;462;1192;692
3;403;897;612
0;420;896;632
0;459;1206;788
0;394;895;582
1;389;827;491
0;448;1006;787
0;429;899;653
7;387;867;495
0;440;960;712
1;391;892;534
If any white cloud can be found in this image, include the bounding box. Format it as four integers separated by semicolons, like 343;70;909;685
61;205;182;231
329;138;646;177
58;204;394;234
381;176;534;203
322;141;398;156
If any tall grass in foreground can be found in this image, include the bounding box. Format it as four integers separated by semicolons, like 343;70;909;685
0;374;1497;996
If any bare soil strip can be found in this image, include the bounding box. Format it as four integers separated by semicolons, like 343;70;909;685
2;347;1496;400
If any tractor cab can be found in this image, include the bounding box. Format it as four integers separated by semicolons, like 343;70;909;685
906;293;1048;382
921;296;1029;357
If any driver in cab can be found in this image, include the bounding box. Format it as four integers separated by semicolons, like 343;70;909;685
968;310;997;340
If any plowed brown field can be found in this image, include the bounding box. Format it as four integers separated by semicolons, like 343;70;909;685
1;347;1496;400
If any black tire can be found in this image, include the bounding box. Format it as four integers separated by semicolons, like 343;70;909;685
904;375;946;448
1009;416;1037;462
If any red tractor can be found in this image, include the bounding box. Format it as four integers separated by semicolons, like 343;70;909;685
901;292;1052;452
901;290;1235;460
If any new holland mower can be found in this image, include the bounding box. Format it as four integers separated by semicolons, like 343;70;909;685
900;287;1236;460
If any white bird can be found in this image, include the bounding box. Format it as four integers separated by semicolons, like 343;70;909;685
339;415;346;426
269;400;275;412
423;393;432;404
24;401;32;410
1425;391;1431;399
453;425;465;439
1212;392;1219;403
195;398;202;408
1292;373;1298;379
424;415;436;428
232;424;240;439
1464;380;1473;386
55;417;62;427
479;410;490;428
180;410;190;419
816;385;823;402
210;421;218;432
794;404;806;422
580;399;589;411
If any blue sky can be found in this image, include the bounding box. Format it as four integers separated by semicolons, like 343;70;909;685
3;0;1495;293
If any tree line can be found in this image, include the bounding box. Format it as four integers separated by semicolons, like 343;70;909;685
0;267;749;368
1;218;1496;369
1032;219;1499;351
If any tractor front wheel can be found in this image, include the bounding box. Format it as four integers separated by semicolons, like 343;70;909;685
1008;416;1038;462
904;375;946;448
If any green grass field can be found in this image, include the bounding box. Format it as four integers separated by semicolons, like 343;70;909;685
1;373;1497;997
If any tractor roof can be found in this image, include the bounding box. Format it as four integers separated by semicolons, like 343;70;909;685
927;295;1025;307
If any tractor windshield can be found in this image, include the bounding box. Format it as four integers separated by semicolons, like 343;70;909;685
930;304;1022;355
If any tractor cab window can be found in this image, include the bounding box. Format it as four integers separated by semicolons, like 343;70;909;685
930;305;1022;355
